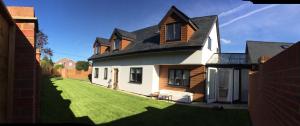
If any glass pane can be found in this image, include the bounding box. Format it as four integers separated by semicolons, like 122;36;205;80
168;70;175;85
137;73;142;82
167;24;174;40
136;68;141;74
183;70;190;86
174;23;181;40
208;37;211;50
175;70;183;86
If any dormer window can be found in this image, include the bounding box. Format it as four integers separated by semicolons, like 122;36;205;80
113;39;120;50
95;47;99;54
166;23;181;41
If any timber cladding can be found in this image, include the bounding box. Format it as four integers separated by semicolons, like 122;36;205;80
159;65;206;101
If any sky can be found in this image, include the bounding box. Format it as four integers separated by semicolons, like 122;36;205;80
3;0;300;62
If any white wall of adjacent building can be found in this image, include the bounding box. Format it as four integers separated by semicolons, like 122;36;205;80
201;22;219;64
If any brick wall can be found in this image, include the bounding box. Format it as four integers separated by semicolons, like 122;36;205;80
0;3;39;123
249;42;300;126
159;65;206;101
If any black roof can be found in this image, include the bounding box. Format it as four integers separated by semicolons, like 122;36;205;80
246;41;294;64
89;15;218;60
207;53;247;65
114;28;136;40
93;37;110;47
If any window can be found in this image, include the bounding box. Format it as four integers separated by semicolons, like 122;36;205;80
113;39;120;50
129;68;142;83
104;68;108;80
208;37;212;50
166;23;181;41
94;68;99;78
168;69;190;86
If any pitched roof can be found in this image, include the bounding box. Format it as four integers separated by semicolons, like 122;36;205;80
55;58;75;64
88;15;218;60
114;28;136;40
246;41;294;64
158;6;198;30
93;37;110;47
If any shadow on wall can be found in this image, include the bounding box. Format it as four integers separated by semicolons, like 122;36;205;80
39;76;93;124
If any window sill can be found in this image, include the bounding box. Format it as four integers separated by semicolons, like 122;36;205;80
167;84;189;88
165;39;182;43
129;81;142;84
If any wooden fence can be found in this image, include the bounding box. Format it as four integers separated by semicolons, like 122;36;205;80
249;42;300;126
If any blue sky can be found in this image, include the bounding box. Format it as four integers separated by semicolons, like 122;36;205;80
3;0;300;62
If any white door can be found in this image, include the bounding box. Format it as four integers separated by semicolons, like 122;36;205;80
206;68;218;103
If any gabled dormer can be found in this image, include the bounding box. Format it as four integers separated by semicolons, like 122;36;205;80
109;28;136;51
159;6;198;44
93;37;110;55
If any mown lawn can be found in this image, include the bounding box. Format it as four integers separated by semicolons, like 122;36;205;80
40;76;250;126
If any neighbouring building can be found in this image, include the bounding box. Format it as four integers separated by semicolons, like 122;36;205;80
88;6;294;104
55;58;76;69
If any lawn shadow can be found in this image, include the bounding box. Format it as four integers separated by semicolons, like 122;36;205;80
98;104;250;126
39;76;94;125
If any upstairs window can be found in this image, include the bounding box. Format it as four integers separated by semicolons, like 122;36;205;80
166;23;181;41
208;37;212;50
113;39;120;50
130;68;142;84
94;68;99;78
168;69;190;86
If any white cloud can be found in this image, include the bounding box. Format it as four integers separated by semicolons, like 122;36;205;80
221;38;232;44
218;3;250;17
220;4;279;28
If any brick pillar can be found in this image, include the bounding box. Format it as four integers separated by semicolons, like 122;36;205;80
7;6;38;123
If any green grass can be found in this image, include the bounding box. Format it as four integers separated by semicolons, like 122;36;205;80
40;76;250;126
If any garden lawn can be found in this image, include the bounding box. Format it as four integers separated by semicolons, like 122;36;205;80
40;77;250;126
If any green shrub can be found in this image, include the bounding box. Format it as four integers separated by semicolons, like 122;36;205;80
76;61;89;71
54;64;64;70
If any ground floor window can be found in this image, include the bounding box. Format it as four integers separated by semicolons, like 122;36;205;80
94;68;99;78
168;69;190;86
104;68;108;80
130;68;142;83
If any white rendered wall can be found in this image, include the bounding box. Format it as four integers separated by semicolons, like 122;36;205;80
201;22;219;64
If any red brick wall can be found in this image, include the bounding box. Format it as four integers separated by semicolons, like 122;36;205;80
4;6;39;123
249;42;300;126
159;65;206;101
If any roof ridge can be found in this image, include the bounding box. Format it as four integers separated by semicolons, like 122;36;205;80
246;40;294;44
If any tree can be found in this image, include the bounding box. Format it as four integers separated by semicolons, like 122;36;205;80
54;64;64;70
76;61;89;71
40;56;54;75
36;31;53;58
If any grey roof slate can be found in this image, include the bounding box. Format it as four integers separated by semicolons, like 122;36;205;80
114;28;136;39
88;15;218;60
246;41;294;64
94;37;110;46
